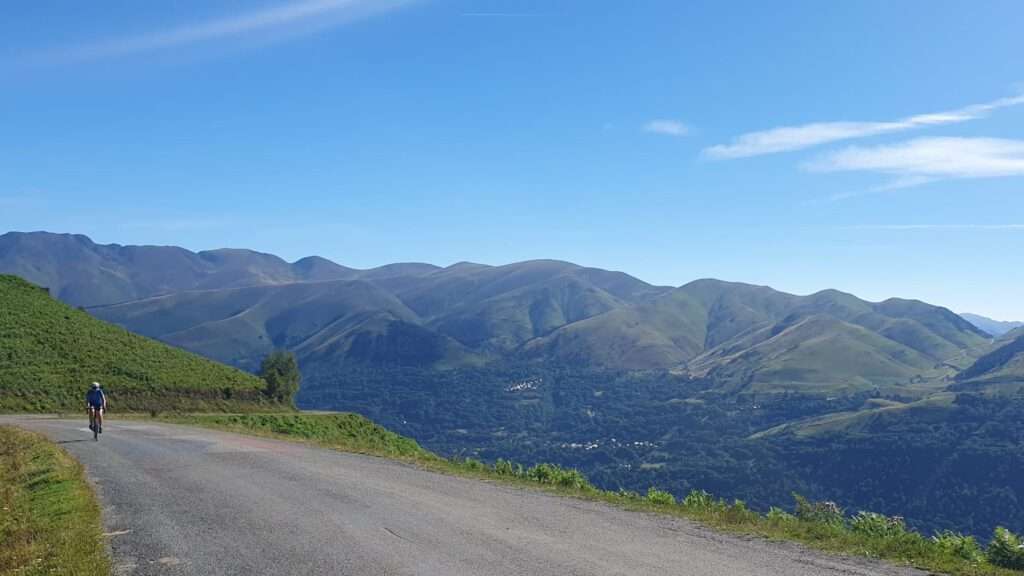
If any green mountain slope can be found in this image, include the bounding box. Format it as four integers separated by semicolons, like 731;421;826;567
90;259;667;369
93;279;479;370
690;314;943;395
411;260;666;353
521;288;708;368
956;331;1024;390
0;275;278;412
90;272;989;398
6;231;983;400
526;280;988;394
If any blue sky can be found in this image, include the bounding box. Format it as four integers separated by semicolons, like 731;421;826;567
2;1;1023;319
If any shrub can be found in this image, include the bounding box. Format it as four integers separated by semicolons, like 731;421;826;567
987;527;1024;570
766;506;797;524
794;494;845;527
850;511;908;539
459;457;487;471
616;488;642;501
725;499;759;524
524;463;592;490
682;489;714;510
553;468;591;490
931;531;983;563
526;463;558;483
646;488;676;506
493;459;523;477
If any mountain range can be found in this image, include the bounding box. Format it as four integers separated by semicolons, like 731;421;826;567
2;231;1009;396
3;230;1024;536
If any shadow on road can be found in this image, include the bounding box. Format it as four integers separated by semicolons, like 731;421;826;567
55;439;93;445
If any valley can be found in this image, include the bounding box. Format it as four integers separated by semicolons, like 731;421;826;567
3;230;1023;539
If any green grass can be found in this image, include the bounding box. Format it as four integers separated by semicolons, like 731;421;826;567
164;411;1024;576
0;275;287;413
163;413;432;460
0;426;110;576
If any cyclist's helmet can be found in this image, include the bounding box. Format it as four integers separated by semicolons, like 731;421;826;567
92;382;101;389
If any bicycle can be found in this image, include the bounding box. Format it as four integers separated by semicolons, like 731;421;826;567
88;406;104;441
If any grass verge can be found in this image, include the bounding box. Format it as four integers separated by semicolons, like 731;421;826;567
163;413;432;460
0;426;109;576
158;412;1024;576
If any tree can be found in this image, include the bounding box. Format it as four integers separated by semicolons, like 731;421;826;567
260;350;300;406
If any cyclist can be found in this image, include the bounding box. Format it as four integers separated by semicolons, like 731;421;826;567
86;382;107;434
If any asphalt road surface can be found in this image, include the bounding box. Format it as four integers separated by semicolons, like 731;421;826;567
3;417;927;576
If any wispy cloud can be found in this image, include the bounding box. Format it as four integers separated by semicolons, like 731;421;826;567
460;12;543;17
840;224;1024;231
643;120;689;137
805;137;1024;189
24;0;413;64
704;93;1024;159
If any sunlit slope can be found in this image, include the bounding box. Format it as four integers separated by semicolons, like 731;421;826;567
691;315;943;395
394;259;668;353
92;279;480;371
956;331;1024;390
527;280;989;394
0;275;277;412
6;232;991;396
93;259;667;369
751;393;958;439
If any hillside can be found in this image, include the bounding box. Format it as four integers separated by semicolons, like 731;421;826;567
92;279;479;371
88;258;670;370
0;275;280;412
527;280;988;395
956;331;1024;391
5;232;989;396
71;253;988;399
961;313;1024;337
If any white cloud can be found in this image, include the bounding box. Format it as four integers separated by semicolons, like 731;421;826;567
704;93;1024;159
806;137;1024;188
643;120;689;137
25;0;413;64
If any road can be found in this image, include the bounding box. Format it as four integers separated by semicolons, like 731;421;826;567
3;417;926;576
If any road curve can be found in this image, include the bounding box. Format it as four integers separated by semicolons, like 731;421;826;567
3;417;926;576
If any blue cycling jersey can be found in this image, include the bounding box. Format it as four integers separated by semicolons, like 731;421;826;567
86;389;105;407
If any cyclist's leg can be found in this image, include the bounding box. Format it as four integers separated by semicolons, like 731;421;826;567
96;407;103;432
88;406;96;430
